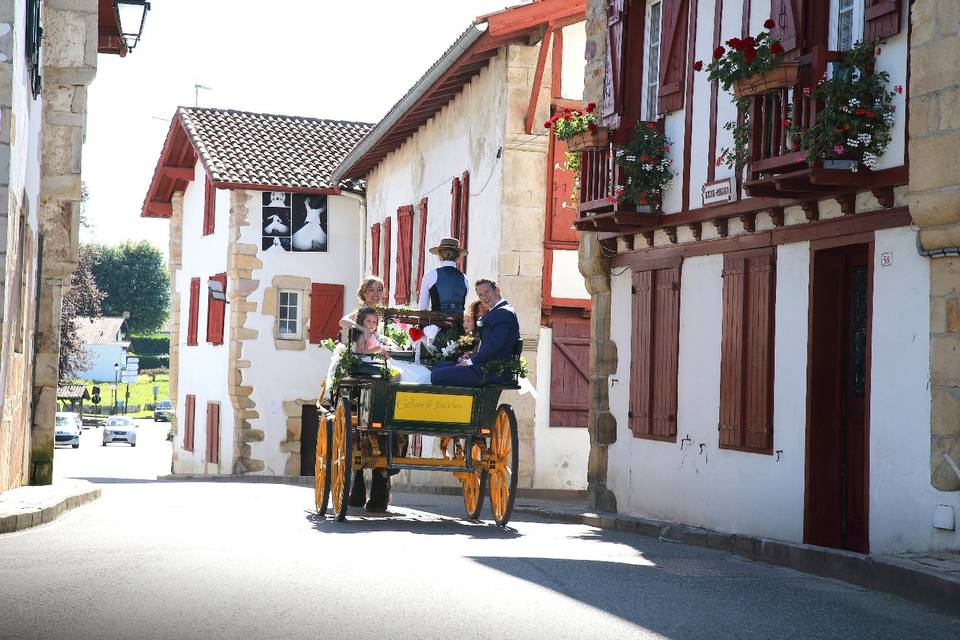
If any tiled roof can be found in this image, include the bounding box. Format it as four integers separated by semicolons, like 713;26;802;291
57;385;89;400
74;316;125;345
178;107;374;191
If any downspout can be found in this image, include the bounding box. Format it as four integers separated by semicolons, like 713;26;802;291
915;232;960;258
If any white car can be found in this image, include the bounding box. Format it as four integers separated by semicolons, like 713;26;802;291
54;413;81;448
102;416;137;447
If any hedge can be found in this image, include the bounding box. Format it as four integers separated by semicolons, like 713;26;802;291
128;335;170;356
135;354;169;369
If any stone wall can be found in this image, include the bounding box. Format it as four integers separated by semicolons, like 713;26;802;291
166;191;183;472
909;1;960;492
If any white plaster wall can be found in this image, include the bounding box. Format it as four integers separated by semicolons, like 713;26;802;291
76;344;128;382
240;190;363;476
365;54;506;296
173;162;233;475
550;249;589;299
869;227;958;553
560;23;586;102
534;325;589;489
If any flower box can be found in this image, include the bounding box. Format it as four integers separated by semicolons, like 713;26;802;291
564;127;610;152
732;61;800;98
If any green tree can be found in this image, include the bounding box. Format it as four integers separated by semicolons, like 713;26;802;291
89;241;169;334
60;245;106;382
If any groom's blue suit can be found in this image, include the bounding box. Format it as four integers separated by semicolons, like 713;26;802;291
431;299;520;387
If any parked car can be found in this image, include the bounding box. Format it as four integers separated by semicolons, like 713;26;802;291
153;400;174;422
61;411;83;431
102;416;137;447
54;413;81;448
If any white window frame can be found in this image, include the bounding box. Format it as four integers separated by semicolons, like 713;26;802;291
641;0;663;122
277;289;301;339
829;0;864;52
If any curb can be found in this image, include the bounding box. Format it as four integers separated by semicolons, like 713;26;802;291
513;505;960;615
0;481;101;535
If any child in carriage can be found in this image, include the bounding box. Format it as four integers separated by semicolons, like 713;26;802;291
354;307;433;384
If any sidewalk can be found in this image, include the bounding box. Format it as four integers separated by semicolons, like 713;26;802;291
0;480;101;534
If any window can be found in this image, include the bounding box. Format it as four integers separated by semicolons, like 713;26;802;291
643;0;662;121
718;249;776;453
206;273;226;345
186;277;200;346
278;290;300;338
26;0;41;97
830;0;863;51
203;176;216;236
629;262;681;441
183;395;196;452
309;283;344;344
206;402;220;464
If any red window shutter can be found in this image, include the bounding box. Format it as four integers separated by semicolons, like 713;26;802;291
601;0;627;127
187;277;200;346
457;171;469;272
629;264;680;440
658;0;690;114
548;137;580;244
415;197;429;293
864;0;900;43
309;283;345;343
203;176;216;236
370;223;381;277
449;177;462;238
382;217;392;304
549;318;591;427
770;0;803;53
184;394;196;452
206;402;220;464
206;273;226;345
395;206;414;305
719;249;776;452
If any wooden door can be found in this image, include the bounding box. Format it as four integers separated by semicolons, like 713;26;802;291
805;243;870;553
550;318;591;427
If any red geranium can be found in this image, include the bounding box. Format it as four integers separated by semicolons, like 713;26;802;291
770;43;784;55
741;36;756;48
408;327;424;342
646;122;656;129
713;46;725;59
726;38;742;50
543;120;552;129
763;18;776;29
693;60;703;71
585;102;596;112
588;123;597;132
743;48;757;62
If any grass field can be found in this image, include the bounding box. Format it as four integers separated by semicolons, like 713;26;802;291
80;373;170;418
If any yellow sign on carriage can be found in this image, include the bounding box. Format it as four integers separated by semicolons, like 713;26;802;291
393;391;474;423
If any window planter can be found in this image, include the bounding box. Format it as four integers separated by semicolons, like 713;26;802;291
732;61;800;99
565;127;610;153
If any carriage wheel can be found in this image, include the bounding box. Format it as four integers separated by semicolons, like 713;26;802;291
462;443;486;520
330;397;353;521
488;405;519;527
314;415;331;516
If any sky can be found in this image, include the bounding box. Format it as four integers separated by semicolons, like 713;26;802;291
82;0;518;253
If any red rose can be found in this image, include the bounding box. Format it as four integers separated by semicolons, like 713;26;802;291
585;102;596;112
770;43;784;55
763;18;776;29
588;123;597;132
408;327;424;342
713;46;725;59
743;47;757;62
693;60;703;71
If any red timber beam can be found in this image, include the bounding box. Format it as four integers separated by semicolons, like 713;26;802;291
525;24;555;134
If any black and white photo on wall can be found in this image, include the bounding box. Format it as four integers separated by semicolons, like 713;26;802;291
261;192;328;252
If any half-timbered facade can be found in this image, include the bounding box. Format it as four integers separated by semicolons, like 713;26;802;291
142;107;372;476
332;0;592;490
577;0;959;554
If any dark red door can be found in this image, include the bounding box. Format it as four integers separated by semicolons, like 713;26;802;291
550;318;591;427
805;244;870;553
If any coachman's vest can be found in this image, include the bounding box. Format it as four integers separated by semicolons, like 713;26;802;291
429;266;467;313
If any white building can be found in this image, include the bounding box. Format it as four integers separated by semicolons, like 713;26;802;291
142;107;372;476
74;316;128;382
332;0;591;490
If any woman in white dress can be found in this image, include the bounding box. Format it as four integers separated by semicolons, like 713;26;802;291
353;308;432;384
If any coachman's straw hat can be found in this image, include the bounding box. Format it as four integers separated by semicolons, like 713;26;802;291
429;237;468;257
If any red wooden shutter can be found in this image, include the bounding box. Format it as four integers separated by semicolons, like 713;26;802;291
206;402;220;464
601;0;627;127
458;171;470;272
415;197;429;293
206;273;226;345
770;0;803;53
550;318;591;427
658;0;690;114
864;0;900;43
187;277;200;346
370;223;381;276
548;137;580;244
382;217;392;304
395;206;414;305
719;249;776;452
203;176;216;236
449;177;462;238
629;264;680;440
184;394;196;452
309;283;345;343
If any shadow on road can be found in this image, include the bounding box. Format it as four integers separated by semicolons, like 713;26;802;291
305;509;522;540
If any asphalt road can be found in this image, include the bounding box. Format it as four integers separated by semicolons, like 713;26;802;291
0;421;956;640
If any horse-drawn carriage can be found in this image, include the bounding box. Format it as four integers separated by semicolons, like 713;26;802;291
313;308;521;527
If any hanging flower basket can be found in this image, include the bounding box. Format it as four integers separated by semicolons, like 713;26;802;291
732;61;800;98
565;126;610;152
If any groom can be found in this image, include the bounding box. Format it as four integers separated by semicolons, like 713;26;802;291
431;279;520;387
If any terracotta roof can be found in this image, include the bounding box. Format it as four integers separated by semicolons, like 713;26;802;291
74;316;126;345
142;108;374;218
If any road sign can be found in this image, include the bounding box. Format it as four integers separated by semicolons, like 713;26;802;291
125;363;139;373
120;374;138;384
91;394;101;405
126;357;139;365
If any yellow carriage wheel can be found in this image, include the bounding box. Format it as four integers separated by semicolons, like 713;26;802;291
488;405;519;527
330;397;353;522
462;443;486;520
314;415;331;516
